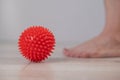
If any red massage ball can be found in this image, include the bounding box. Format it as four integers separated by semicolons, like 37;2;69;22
18;26;55;62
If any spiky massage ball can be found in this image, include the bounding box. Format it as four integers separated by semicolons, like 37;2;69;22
18;26;55;62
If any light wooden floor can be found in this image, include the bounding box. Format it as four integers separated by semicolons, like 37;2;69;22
0;43;120;80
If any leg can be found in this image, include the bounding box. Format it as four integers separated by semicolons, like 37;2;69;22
63;0;120;58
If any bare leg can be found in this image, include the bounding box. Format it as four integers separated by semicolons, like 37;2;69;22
63;0;120;58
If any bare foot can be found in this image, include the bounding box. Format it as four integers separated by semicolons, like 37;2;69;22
63;0;120;58
63;34;120;58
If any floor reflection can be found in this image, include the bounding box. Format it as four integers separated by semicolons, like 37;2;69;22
20;62;54;80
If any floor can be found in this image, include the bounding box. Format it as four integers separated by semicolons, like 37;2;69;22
0;42;120;80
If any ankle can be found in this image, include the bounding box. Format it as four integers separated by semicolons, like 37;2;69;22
114;33;120;42
100;31;120;42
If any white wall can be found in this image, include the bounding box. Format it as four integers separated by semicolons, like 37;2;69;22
0;0;105;43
